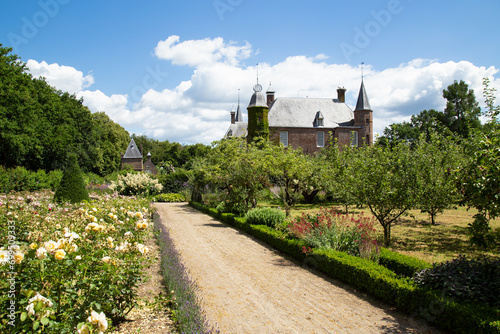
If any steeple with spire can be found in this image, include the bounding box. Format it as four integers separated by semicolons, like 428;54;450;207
235;89;243;122
353;65;373;146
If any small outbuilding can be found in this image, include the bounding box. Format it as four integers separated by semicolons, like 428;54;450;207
121;139;157;174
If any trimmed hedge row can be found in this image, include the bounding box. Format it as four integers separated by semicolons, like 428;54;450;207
379;247;432;277
190;201;500;334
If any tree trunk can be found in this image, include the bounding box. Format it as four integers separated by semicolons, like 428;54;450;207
302;189;319;204
383;223;391;247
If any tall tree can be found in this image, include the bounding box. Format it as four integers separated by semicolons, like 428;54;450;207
442;80;481;138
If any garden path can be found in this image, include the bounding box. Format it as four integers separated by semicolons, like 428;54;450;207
154;203;442;334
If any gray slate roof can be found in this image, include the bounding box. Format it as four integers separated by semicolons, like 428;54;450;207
225;122;248;138
355;80;372;111
123;139;143;159
268;97;354;128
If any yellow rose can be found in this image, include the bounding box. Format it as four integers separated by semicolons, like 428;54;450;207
69;244;78;253
54;249;66;260
36;247;47;260
88;310;108;332
29;243;37;250
44;240;58;253
13;252;24;264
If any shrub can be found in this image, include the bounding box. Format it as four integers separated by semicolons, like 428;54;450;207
0;166;62;193
0;191;154;333
109;172;163;196
54;155;89;203
412;255;500;309
244;207;286;227
155;193;186;202
288;208;379;260
379;248;431;277
159;168;189;193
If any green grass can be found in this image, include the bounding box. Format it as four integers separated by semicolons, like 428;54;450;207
275;202;500;264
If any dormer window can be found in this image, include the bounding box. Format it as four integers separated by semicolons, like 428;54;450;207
314;111;324;127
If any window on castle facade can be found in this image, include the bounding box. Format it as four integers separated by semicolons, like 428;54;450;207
317;131;325;147
280;131;288;147
350;131;358;147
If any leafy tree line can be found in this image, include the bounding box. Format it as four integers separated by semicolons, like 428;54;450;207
376;78;500;248
0;45;130;175
0;45;210;177
189;134;465;247
377;79;482;146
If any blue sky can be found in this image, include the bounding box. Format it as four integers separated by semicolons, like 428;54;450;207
1;0;499;144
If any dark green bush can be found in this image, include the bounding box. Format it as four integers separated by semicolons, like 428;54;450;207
159;168;189;193
54;156;89;203
155;193;186;202
379;247;431;277
0;166;62;193
244;207;286;227
412;255;500;309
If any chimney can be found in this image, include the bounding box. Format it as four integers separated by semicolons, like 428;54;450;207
337;87;346;103
230;109;236;124
266;82;275;107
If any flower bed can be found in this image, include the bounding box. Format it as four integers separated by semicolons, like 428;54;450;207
0;190;154;333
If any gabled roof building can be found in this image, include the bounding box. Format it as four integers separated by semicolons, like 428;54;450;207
225;79;373;153
121;138;157;174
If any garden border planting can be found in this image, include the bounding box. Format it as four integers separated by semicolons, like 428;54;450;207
190;201;500;334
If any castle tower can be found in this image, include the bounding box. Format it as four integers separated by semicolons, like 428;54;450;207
354;80;373;146
247;83;269;144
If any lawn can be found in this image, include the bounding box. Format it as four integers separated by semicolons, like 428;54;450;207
285;203;500;264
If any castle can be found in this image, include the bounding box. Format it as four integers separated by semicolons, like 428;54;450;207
226;79;373;153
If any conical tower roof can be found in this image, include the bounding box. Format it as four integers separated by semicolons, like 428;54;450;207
123;138;142;159
355;80;372;111
248;83;267;108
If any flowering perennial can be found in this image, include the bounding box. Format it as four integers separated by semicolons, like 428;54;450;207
288;207;380;260
0;190;154;333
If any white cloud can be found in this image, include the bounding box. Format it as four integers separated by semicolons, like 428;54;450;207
26;60;94;94
28;37;500;145
154;35;252;67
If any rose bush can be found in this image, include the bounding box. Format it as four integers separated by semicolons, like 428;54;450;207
0;190;154;333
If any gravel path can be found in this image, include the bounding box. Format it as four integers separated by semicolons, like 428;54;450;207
154;202;441;334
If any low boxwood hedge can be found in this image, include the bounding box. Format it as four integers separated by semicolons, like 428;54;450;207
189;202;500;334
379;247;432;277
